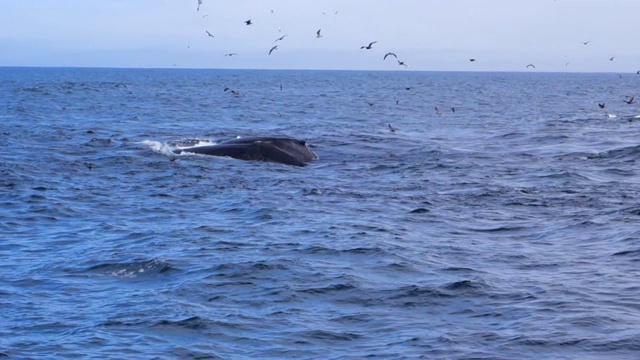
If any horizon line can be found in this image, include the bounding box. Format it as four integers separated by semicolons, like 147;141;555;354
0;65;637;75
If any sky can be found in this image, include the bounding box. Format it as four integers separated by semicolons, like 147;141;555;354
1;0;639;72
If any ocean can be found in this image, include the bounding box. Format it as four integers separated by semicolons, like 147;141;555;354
1;67;639;359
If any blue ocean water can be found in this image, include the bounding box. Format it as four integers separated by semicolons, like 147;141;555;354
1;67;640;359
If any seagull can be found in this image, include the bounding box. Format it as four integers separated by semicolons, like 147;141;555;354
224;87;243;96
224;53;237;57
526;64;536;69
361;41;377;50
197;0;202;11
636;70;640;74
274;34;288;42
565;62;570;66
269;45;278;55
435;107;443;115
624;96;635;104
316;29;323;38
469;58;476;62
383;52;397;60
397;60;408;67
598;103;606;109
245;19;252;25
388;124;397;133
581;41;590;45
609;57;615;61
205;30;214;38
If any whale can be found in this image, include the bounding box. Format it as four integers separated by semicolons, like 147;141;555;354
173;136;318;166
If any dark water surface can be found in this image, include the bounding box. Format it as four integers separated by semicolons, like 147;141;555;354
1;67;640;359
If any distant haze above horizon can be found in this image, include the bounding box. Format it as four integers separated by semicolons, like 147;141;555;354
1;0;639;73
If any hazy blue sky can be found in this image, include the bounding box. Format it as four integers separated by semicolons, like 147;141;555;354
1;0;638;72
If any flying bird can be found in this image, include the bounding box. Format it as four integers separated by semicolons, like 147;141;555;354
582;41;590;45
224;53;237;57
274;34;288;42
316;29;323;38
361;41;377;50
526;64;536;69
224;87;243;96
609;57;615;61
384;52;397;60
388;124;397;133
598;103;606;109
397;60;408;67
469;58;476;62
245;19;252;25
624;96;636;104
269;45;278;55
205;30;214;38
435;107;443;115
197;0;202;11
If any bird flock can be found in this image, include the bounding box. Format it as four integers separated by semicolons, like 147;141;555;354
192;2;412;69
191;2;639;73
190;1;637;130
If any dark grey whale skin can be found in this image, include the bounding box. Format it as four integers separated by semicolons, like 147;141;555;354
174;137;318;166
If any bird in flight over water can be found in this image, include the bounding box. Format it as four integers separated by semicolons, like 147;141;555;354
526;64;536;69
582;41;590;45
197;0;202;11
205;30;214;38
624;96;635;104
274;34;288;42
388;124;397;133
397;60;408;67
316;29;323;38
224;87;243;96
598;103;606;109
609;57;615;61
224;53;237;57
269;45;278;55
361;41;377;50
384;52;397;60
469;58;476;62
245;19;252;25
